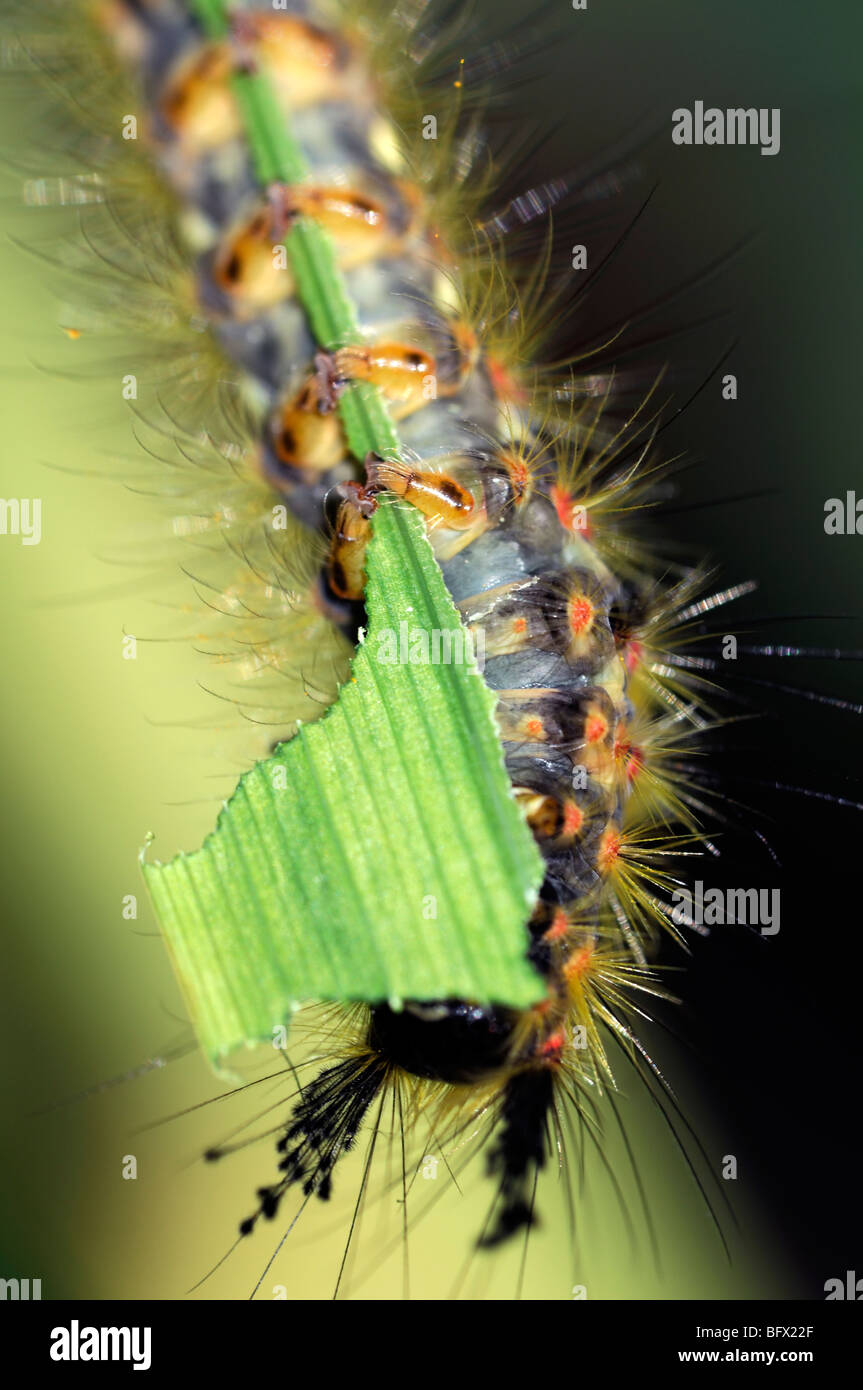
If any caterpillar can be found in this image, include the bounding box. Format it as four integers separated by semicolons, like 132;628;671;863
3;0;861;1303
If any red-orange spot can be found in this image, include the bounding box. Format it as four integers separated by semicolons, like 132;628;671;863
544;908;570;941
625;639;643;673
614;727;644;783
551;483;572;529
569;594;594;636
585;712;608;744
525;716;544;738
564;944;594;980
539;1028;565;1060
486;354;527;405
562;801;584;837
452;318;478;366
551;484;592;537
625;745;644;782
512;615;527;634
505;452;529;500
598;829;621;872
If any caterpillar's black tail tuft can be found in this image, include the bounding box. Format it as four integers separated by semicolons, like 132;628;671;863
479;1068;555;1247
239;1055;388;1238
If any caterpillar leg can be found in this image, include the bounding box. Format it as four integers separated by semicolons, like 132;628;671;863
327;483;376;602
364;452;479;531
318;341;469;419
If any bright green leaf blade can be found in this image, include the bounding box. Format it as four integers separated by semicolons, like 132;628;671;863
144;501;545;1063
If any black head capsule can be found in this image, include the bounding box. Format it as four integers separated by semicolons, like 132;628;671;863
368;1000;518;1084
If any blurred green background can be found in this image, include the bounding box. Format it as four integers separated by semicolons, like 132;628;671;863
0;0;860;1299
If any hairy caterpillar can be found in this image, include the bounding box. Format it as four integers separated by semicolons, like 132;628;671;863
2;0;861;1304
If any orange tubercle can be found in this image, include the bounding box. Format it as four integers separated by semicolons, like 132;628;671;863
538;1028;565;1060
568;593;594;636
486;354;527;405
551;484;591;537
585;712;608;744
564;944;594;981
544;908;570;942
597;827;621;873
625;639;643;673
625;746;644;782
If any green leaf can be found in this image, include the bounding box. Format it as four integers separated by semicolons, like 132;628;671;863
144;0;545;1063
144;502;545;1064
